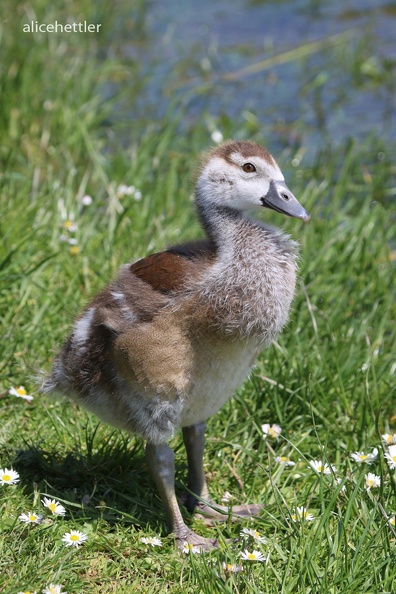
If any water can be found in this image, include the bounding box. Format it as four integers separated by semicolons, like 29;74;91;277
108;0;396;154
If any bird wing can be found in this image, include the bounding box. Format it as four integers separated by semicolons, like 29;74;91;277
129;240;215;293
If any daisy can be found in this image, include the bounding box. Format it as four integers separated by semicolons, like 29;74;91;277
382;434;396;445
181;542;201;554
117;184;135;198
385;445;396;469
261;423;282;439
0;467;20;485
211;130;224;144
350;448;378;464
63;219;77;232
19;511;43;524
388;516;395;527
308;460;336;475
335;478;347;493
41;497;66;516
274;456;295;466
9;386;34;402
222;562;243;573
240;549;266;562
240;527;267;543
291;506;315;522
62;530;88;548
140;536;162;547
221;490;233;503
365;473;381;490
42;585;67;594
17;591;37;594
81;195;92;206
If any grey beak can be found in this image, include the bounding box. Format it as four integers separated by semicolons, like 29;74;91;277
261;180;310;222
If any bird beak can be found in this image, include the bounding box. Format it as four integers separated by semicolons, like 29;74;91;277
261;180;310;222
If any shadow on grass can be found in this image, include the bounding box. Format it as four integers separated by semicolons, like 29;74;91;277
12;435;190;532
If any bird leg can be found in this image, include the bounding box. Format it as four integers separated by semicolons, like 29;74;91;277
145;441;217;550
181;422;263;525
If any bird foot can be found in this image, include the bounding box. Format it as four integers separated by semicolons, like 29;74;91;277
194;501;263;526
174;528;218;551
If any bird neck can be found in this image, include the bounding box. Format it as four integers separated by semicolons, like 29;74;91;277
195;194;244;254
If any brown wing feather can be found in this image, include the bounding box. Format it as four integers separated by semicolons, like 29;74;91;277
130;240;216;293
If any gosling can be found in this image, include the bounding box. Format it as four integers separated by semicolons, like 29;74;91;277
44;140;310;549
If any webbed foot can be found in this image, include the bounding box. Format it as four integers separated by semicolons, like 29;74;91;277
175;527;218;551
194;500;263;526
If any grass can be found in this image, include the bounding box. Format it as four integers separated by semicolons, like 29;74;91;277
1;1;396;592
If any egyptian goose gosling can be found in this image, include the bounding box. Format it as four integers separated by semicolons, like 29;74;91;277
44;140;310;549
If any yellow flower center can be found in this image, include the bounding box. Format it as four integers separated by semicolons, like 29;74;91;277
70;246;79;255
247;553;257;560
390;518;395;526
64;220;74;229
70;534;80;541
48;503;57;512
392;455;396;462
29;515;37;521
16;387;27;396
253;531;260;538
268;428;277;437
280;457;287;462
3;474;11;482
359;455;367;460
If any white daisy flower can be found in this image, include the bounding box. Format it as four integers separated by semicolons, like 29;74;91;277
274;455;295;466
291;506;315;522
19;511;43;524
365;472;381;490
61;530;88;548
211;130;224;144
388;516;395;527
117;184;134;197
63;219;77;232
42;584;67;594
222;562;243;573
350;448;378;464
81;195;93;206
221;491;233;503
382;434;396;445
41;497;66;516
261;423;282;439
308;460;336;475
240;549;266;562
133;190;142;201
240;527;267;543
140;536;162;547
385;445;396;469
181;542;201;554
0;467;20;485
335;478;347;493
9;386;34;402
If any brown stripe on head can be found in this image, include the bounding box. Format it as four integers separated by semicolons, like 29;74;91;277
198;140;275;173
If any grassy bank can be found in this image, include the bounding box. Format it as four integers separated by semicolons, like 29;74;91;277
1;1;395;593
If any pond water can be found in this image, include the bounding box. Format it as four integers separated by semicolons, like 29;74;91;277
110;0;396;155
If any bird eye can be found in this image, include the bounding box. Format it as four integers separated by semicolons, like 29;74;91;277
242;162;256;173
